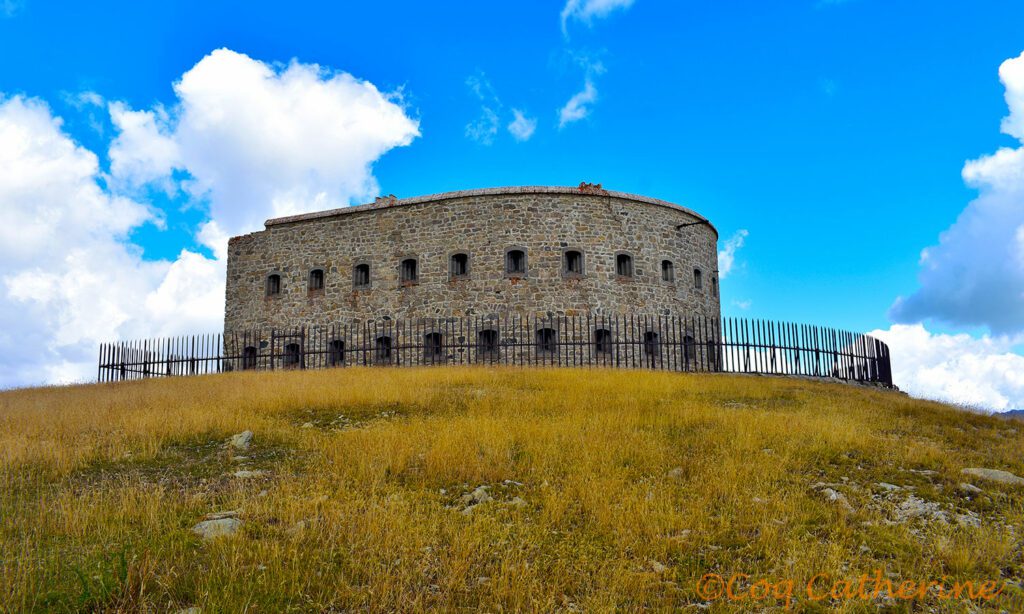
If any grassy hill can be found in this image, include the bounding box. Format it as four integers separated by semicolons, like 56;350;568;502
1;368;1022;612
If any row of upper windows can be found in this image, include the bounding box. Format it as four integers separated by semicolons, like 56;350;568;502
265;249;718;297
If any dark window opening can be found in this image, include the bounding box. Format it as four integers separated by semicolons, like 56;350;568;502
309;269;324;291
424;332;444;360
400;258;418;284
661;260;674;282
354;263;370;288
506;249;526;276
243;346;258;370
477;329;499;358
594;328;613;354
616;254;633;277
694;268;703;289
564;250;583;276
711;276;718;297
375;335;392;362
283;343;302;369
536;327;558;353
683;335;696;365
266;274;281;296
450;253;469;278
643;331;660;356
329;340;345;367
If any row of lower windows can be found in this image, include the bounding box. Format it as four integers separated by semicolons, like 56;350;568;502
240;329;716;368
266;250;718;296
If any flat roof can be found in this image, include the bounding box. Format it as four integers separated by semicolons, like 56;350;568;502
264;186;716;236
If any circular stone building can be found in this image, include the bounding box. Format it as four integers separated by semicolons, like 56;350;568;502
224;185;721;332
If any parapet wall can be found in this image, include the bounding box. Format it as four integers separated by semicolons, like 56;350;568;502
224;186;722;331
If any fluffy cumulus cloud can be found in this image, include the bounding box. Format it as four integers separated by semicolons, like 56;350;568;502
890;51;1024;335
0;49;419;386
717;229;748;279
870;324;1024;412
560;0;635;35
111;48;420;237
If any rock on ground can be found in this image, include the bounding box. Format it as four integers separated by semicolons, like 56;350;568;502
192;517;242;540
961;467;1024;486
228;430;253;450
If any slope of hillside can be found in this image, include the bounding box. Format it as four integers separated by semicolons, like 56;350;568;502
1;368;1022;612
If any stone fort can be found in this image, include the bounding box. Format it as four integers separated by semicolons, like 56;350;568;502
224;184;721;332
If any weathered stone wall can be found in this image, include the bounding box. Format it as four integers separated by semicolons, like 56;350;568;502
224;186;721;331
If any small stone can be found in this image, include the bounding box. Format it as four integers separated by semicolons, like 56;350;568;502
233;470;265;479
648;560;668;574
961;467;1024;486
471;486;491;504
257;490;269;497
667;467;684;480
876;482;902;492
174;608;202;614
958;482;983;495
228;430;253;450
231;456;247;462
821;488;854;512
300;422;315;429
286;520;309;535
956;513;982;528
192;517;241;540
509;497;527;507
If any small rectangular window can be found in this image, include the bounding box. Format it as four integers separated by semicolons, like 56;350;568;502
266;274;281;296
506;249;526;276
564;250;583;276
661;260;674;282
354;263;370;288
616;254;633;277
450;253;469;278
309;269;324;291
400;258;418;283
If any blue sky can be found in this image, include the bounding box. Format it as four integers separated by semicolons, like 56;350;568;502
1;0;1023;408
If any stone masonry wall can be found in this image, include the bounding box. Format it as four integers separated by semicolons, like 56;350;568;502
224;186;721;331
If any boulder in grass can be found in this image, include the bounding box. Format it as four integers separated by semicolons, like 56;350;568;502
961;468;1024;486
228;431;253;450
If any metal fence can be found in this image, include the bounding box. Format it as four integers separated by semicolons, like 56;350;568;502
97;315;892;386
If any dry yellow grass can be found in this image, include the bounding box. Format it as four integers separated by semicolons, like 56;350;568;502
1;367;1022;612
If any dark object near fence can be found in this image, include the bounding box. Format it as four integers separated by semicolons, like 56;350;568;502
96;315;893;387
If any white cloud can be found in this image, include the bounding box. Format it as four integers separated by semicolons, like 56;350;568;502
558;80;598;128
464;73;502;145
718;229;748;279
560;0;635;35
0;95;173;386
890;51;1024;335
732;299;751;310
869;324;1024;412
111;48;420;238
0;49;420;387
507;109;537;142
466;107;499;145
108;102;180;189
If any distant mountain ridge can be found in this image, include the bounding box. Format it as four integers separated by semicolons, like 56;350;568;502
998;409;1024;420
